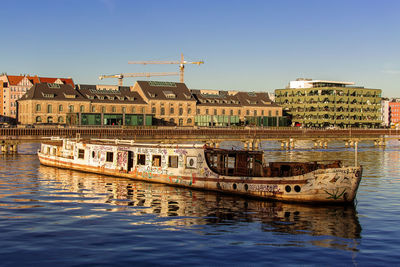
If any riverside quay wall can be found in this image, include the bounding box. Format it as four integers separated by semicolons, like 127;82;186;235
1;127;398;141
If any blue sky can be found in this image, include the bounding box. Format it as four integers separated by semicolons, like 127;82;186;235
1;0;400;96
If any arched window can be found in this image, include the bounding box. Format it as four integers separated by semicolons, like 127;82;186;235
58;116;64;123
187;118;192;124
101;106;106;113
47;116;53;123
36;116;42;123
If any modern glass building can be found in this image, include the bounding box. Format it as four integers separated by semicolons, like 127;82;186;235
274;79;382;128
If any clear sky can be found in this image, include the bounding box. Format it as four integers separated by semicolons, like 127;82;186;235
1;0;399;96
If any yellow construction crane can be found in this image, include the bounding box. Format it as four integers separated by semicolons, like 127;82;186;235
98;72;179;86
128;53;204;83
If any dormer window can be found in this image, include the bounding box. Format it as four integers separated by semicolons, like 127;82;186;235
163;91;176;99
42;93;55;98
63;93;76;99
107;96;115;100
148;92;157;98
48;83;60;89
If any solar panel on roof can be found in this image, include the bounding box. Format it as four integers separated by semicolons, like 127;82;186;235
148;81;177;87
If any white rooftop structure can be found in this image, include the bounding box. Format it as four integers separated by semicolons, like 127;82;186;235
289;78;355;89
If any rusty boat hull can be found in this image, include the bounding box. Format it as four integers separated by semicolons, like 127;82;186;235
38;138;362;204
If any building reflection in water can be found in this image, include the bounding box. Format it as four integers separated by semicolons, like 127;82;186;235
38;165;361;250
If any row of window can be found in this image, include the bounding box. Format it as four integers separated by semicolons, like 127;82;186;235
35;104;146;114
36;116;63;123
78;149;180;168
32;103;279;117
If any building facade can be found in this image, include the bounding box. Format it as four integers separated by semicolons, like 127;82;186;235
191;89;283;127
18;80;284;127
389;99;400;127
132;81;197;126
18;83;151;126
0;74;74;121
275;79;382;128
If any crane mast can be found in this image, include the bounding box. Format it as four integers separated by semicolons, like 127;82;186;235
128;53;204;83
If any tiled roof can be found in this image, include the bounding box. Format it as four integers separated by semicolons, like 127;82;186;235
4;75;74;87
235;92;279;107
77;84;147;104
7;75;25;85
39;77;75;87
136;81;196;101
191;89;241;107
21;83;87;101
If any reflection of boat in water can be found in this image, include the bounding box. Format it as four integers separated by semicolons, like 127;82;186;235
39;164;362;248
38;138;362;203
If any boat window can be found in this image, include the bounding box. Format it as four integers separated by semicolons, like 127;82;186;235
186;156;197;169
78;149;85;159
137;154;146;165
168;155;178;168
106;152;113;162
152;155;161;167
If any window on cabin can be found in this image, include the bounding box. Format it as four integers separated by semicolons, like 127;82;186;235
137;154;146;165
106;152;113;162
168;155;178;168
78;149;85;159
152;155;161;167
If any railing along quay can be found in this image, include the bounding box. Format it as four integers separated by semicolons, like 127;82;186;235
1;127;399;141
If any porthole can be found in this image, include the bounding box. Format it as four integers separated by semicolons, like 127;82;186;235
233;183;237;190
244;184;249;191
294;185;301;192
285;185;291;193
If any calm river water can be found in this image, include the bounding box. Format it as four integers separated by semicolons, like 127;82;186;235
0;141;399;266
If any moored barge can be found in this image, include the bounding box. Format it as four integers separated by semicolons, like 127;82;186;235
38;138;362;204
